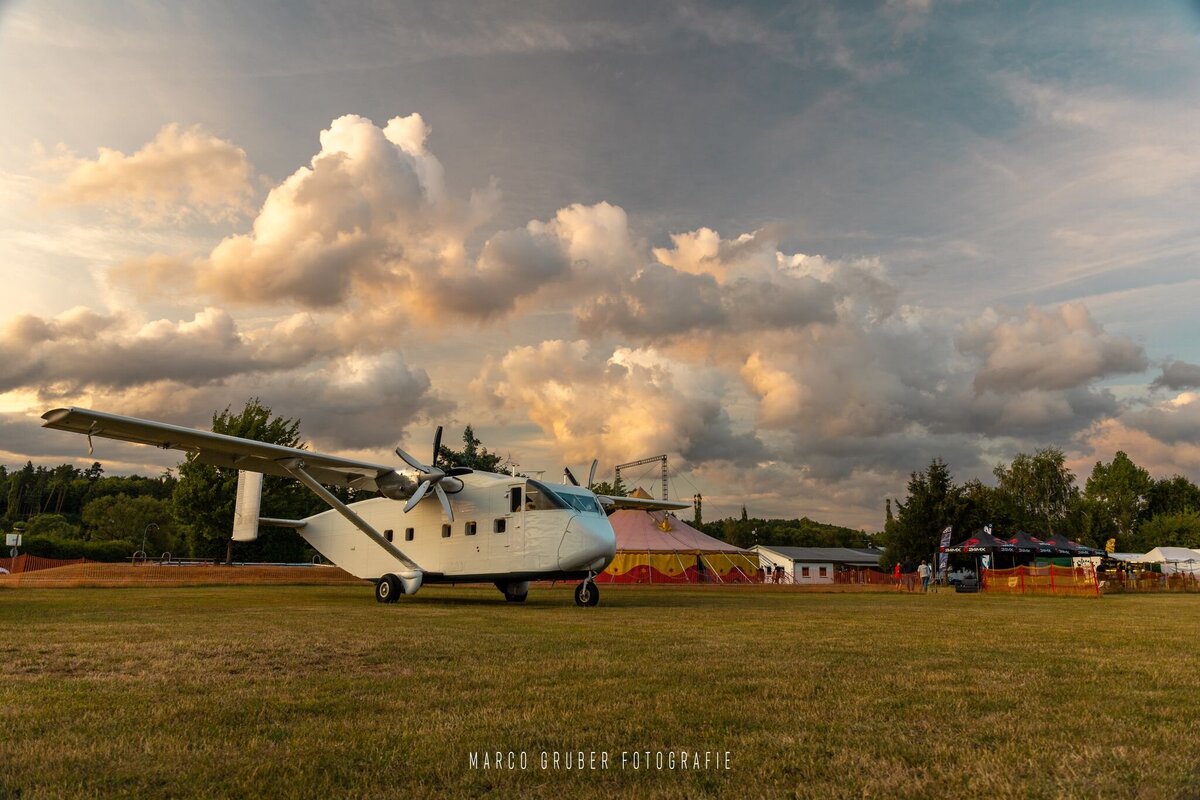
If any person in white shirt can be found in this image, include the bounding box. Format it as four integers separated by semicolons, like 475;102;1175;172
917;560;931;592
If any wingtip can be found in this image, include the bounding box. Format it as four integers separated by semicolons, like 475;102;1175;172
40;407;73;425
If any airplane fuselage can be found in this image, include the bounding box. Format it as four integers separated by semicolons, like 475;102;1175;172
295;472;617;584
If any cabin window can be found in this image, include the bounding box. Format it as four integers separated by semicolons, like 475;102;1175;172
801;566;810;577
819;566;828;577
405;528;414;542
466;521;477;536
509;487;522;513
494;518;506;534
384;528;394;543
441;524;451;539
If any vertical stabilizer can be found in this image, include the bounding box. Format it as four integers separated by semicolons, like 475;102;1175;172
232;471;263;542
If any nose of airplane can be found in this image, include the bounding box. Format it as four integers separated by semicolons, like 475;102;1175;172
557;514;617;572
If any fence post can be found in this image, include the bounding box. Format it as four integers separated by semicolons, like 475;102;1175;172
1049;565;1056;595
1018;566;1025;595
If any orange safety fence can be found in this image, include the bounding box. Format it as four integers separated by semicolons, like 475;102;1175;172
760;568;925;590
0;554;88;574
0;561;364;588
834;569;907;587
1096;570;1200;593
982;564;1099;597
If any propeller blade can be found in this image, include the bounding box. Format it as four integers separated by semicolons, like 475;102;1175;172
587;459;598;490
434;482;454;523
404;480;431;513
395;446;429;473
432;425;443;469
564;467;580;486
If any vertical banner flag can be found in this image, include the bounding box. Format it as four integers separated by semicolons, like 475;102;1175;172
938;526;952;574
981;554;991;569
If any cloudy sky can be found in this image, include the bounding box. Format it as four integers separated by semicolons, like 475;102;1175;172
2;0;1199;528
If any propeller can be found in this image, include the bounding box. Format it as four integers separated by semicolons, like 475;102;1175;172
564;459;599;490
395;425;468;523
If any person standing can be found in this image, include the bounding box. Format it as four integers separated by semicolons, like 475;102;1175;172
893;561;902;589
918;560;931;593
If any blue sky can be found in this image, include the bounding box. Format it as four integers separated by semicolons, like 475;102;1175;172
1;1;1198;527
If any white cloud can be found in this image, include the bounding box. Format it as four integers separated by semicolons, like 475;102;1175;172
958;303;1147;394
473;339;762;468
40;123;253;222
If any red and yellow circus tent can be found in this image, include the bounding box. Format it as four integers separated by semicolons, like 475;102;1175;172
597;510;758;584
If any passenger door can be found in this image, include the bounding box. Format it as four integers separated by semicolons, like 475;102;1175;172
493;484;524;568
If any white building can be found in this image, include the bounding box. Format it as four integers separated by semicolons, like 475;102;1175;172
752;545;884;584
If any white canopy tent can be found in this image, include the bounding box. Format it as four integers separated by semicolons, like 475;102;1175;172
1138;547;1200;576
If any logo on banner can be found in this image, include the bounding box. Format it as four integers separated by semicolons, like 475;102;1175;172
937;526;952;573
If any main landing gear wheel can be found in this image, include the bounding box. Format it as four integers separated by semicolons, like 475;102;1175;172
574;580;600;607
375;574;401;603
495;580;529;603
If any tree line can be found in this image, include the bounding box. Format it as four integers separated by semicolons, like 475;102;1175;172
880;449;1200;569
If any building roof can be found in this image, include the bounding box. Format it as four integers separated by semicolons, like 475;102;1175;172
608;510;750;553
755;545;884;567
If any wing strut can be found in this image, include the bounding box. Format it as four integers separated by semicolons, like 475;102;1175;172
280;458;422;576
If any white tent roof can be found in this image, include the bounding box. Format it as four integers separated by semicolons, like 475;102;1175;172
1140;547;1200;564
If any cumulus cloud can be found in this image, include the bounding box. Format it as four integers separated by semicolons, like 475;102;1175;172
1120;392;1200;447
1152;360;1200;391
194;113;461;308
0;306;352;397
41;123;253;222
472;339;763;468
113;116;642;325
578;226;862;340
958;303;1147;393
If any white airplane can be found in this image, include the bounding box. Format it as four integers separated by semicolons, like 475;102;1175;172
41;407;687;606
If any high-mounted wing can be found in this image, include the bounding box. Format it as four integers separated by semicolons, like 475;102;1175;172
599;495;692;513
41;407;411;496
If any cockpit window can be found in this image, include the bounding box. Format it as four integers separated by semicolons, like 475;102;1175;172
556;492;604;515
524;479;568;511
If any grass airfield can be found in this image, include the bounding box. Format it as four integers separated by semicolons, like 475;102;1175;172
1;585;1198;799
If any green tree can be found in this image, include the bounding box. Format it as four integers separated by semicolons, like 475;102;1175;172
1084;451;1153;549
590;475;627;497
1130;510;1200;551
881;459;958;569
172;399;319;564
948;479;1003;537
1146;475;1200;517
23;513;81;539
82;494;179;553
436;425;510;472
992;448;1078;534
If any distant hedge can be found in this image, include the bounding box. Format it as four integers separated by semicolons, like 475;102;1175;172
19;536;134;562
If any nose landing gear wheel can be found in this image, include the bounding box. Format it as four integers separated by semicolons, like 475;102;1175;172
574;579;600;607
375;574;400;603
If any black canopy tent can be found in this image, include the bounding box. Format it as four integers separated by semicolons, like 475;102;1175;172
1004;530;1062;558
1039;531;1105;557
941;528;1016;556
940;529;1015;588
